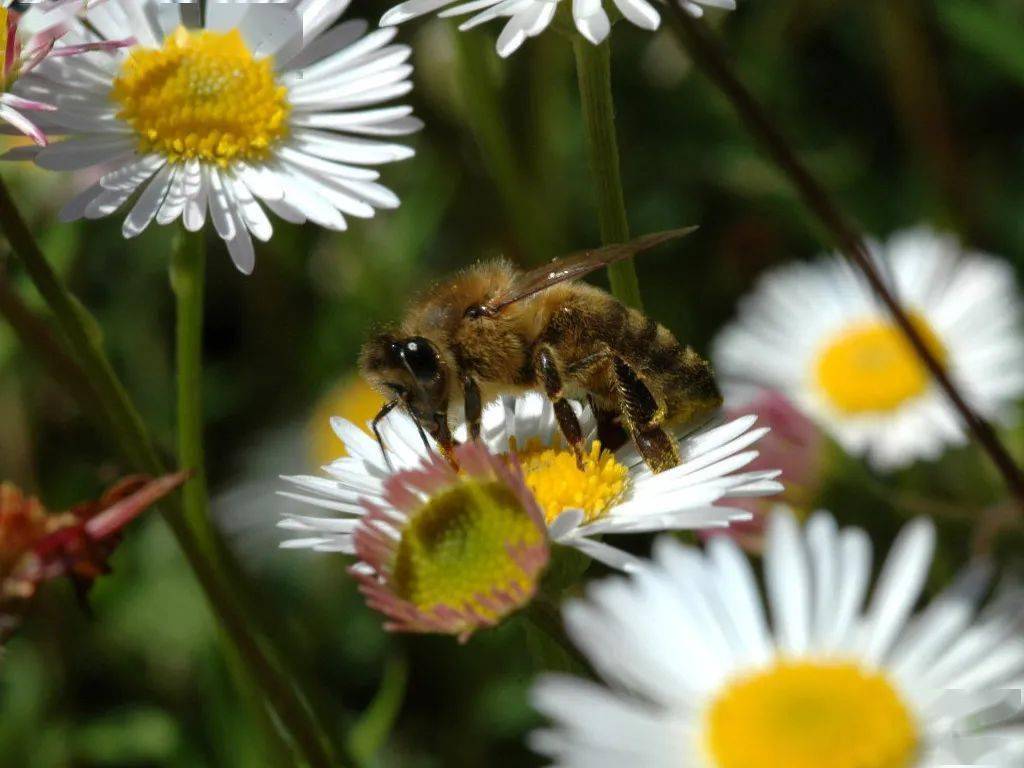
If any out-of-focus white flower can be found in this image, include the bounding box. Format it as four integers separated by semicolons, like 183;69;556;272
532;508;1024;768
713;228;1024;471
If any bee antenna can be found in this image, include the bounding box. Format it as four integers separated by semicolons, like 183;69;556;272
394;352;443;463
371;400;399;472
412;417;436;459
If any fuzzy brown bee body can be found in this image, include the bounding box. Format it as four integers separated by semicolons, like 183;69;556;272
359;230;722;473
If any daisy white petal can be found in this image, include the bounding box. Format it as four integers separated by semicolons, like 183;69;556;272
714;227;1024;470
281;393;780;571
12;0;422;274
532;508;1024;768
380;0;735;55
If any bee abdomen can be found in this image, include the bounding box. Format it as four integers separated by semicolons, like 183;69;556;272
618;309;723;422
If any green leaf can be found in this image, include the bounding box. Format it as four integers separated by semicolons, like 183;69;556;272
72;708;180;765
937;0;1024;84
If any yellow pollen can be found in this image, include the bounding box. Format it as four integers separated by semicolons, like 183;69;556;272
515;439;628;526
815;313;947;415
705;661;918;768
392;480;544;622
111;27;290;166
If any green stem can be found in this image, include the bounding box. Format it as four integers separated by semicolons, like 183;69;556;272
572;37;643;310
0;182;163;473
0;179;345;768
165;230;345;768
0;275;107;431
525;603;590;675
169;229;218;560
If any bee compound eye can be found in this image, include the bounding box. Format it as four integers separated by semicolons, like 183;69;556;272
401;337;440;382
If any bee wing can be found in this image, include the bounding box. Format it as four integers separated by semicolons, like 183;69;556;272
484;227;698;314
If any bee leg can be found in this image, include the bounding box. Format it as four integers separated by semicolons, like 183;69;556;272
535;345;585;470
611;356;681;474
371;399;401;471
462;374;482;442
431;413;460;471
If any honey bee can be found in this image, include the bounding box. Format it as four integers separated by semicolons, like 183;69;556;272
359;228;723;474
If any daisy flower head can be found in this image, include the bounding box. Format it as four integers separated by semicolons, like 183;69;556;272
1;473;188;643
10;0;423;273
531;508;1024;768
0;2;132;146
713;227;1024;471
291;441;549;642
380;0;737;59
280;392;782;572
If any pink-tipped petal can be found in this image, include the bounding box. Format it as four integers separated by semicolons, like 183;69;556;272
84;471;191;540
49;35;135;57
0;105;47;146
1;93;57;112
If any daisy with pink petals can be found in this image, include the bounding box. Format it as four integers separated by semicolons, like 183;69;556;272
345;441;549;642
0;3;132;146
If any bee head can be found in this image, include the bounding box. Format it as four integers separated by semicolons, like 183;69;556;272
360;333;450;426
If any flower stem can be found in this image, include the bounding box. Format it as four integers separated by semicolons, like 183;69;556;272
0;179;347;768
572;37;643;310
0;274;107;431
169;229;218;560
0;181;163;473
664;8;1024;506
525;596;590;673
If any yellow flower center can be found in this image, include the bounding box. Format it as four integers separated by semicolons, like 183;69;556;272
814;313;947;415
515;439;628;526
705;661;918;768
392;480;544;624
111;27;290;166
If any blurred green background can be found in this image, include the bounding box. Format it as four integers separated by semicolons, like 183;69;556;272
3;0;1024;765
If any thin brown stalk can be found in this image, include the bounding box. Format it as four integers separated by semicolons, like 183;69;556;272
665;7;1024;504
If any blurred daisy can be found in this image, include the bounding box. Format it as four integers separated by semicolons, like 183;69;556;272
280;393;781;571
0;3;132;146
713;228;1024;470
532;508;1024;768
343;442;547;641
10;0;422;273
1;473;187;642
380;0;737;58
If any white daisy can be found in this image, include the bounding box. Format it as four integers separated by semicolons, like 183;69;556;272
532;508;1024;768
8;0;422;273
380;0;737;59
278;392;782;571
713;227;1024;471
